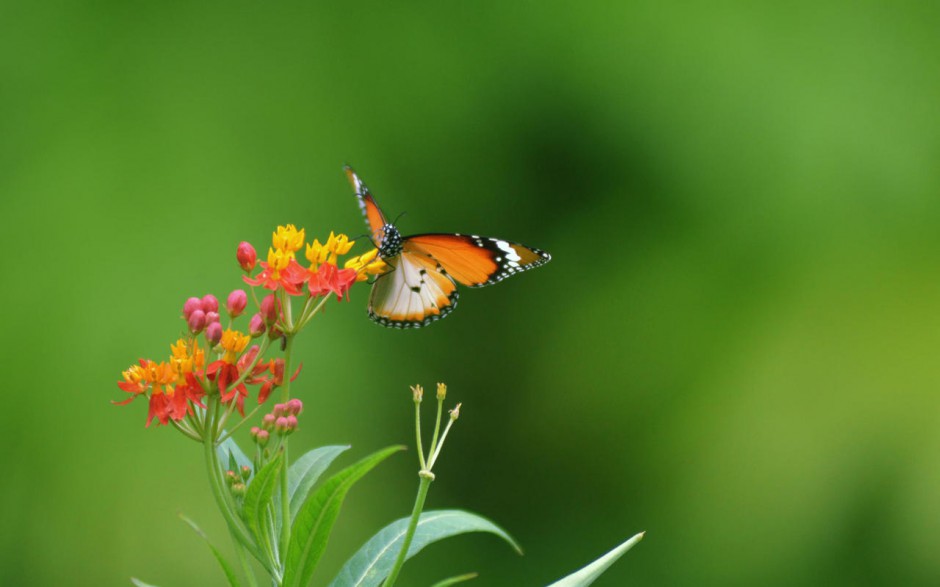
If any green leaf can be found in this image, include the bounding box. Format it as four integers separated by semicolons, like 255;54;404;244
429;572;479;587
328;509;520;587
217;435;253;477
282;445;403;587
243;451;284;546
288;445;350;521
545;532;645;587
130;579;159;587
179;513;242;587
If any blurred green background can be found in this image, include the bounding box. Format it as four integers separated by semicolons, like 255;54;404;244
3;1;940;585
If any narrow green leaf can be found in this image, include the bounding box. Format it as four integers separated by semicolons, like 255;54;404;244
545;532;645;587
288;445;350;520
282;445;403;587
179;513;243;587
328;509;520;587
243;451;284;545
130;579;159;587
217;435;253;477
429;573;478;587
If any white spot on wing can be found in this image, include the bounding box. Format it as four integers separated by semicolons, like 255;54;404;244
494;240;521;262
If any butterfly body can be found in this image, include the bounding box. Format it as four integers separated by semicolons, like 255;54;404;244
346;166;550;328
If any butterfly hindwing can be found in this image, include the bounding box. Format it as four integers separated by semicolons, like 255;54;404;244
368;253;459;328
403;233;551;288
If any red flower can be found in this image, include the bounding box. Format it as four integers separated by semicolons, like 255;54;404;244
307;262;357;300
243;249;307;295
250;359;303;404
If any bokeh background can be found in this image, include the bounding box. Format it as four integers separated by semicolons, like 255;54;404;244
3;2;940;585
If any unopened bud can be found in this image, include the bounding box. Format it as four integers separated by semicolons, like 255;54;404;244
250;426;260;438
205;311;220;325
224;470;238;486
201;294;219;314
411;384;423;403
206;321;223;346
287;398;303;415
262;413;276;431
255;429;270;446
183;297;202;319
237;241;257;272
275;416;290;434
449;403;462;421
231;482;246;497
188;309;207;334
273;403;287;418
436;382;447;400
240;465;251;481
249;313;266;338
260;294;279;325
285;415;298;433
226;289;248;318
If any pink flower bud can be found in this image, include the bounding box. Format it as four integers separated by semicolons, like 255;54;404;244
226;289;248;318
206;321;223;345
225;470;238;485
287;399;303;415
249;313;266;338
188;310;207;334
285;415;298;432
260;294;279;325
250;426;260;437
256;429;269;446
231;482;246;497
240;465;251;480
183;297;202;319
201;294;219;314
275;416;290;434
205;311;220;325
262;413;276;430
237;241;257;272
273;403;287;417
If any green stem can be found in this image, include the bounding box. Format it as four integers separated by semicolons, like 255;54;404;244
384;474;433;587
278;335;294;563
427;416;456;470
216;402;267;444
414;400;428;471
203;397;277;577
427;396;443;458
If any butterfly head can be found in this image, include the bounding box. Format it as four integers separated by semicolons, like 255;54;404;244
377;223;403;259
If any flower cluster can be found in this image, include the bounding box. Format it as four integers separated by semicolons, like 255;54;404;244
115;290;274;429
241;225;386;299
115;225;383;433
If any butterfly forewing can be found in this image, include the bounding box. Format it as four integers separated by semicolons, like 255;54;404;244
368;254;459;328
404;234;551;287
345;165;389;242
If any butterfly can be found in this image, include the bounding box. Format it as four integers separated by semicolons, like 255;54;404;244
345;166;551;328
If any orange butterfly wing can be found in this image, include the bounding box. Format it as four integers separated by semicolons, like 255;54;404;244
345;165;388;240
403;234;551;287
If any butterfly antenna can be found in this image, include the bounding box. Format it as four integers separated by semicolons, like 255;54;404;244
392;211;408;226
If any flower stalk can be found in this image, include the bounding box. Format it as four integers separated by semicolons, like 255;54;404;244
384;383;461;587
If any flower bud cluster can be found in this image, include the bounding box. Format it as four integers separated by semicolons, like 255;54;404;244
183;294;222;338
254;399;304;438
